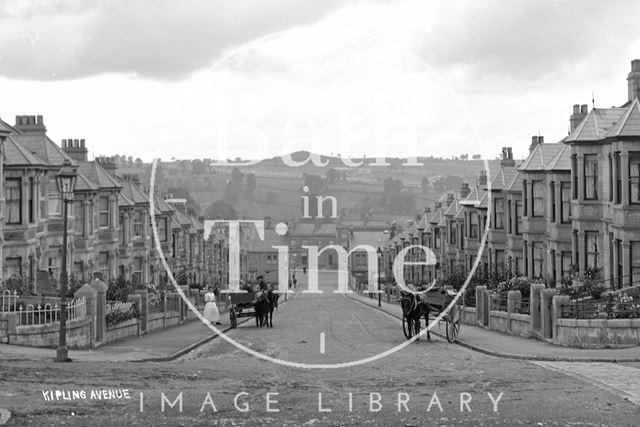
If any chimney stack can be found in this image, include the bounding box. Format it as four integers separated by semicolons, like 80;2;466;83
569;104;589;134
628;59;640;102
500;146;515;167
14;114;46;133
460;182;471;199
61;138;88;162
96;155;117;177
529;135;542;153
478;170;487;186
446;192;455;206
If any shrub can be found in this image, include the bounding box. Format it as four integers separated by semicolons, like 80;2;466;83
106;276;135;302
106;302;140;328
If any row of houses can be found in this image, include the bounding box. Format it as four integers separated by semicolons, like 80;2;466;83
0;115;207;294
382;59;640;290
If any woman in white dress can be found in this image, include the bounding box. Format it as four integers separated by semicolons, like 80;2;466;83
203;286;221;325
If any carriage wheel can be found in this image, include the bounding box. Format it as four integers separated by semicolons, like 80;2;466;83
446;304;461;343
402;316;413;339
229;308;237;329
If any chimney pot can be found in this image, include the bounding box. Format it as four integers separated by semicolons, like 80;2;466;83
538;136;544;144
532;136;538;145
632;59;640;72
581;104;588;114
573;104;580;114
36;115;43;125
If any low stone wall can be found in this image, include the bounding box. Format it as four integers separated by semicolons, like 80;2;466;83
105;319;140;344
489;311;509;334
461;307;476;325
555;318;640;349
7;317;92;349
147;311;181;332
509;313;532;338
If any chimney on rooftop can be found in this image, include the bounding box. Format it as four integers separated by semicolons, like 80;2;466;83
61;138;88;162
529;135;544;153
628;59;640;102
478;170;487;186
569;104;589;134
96;155;117;177
500;146;515;167
460;182;471;199
14;114;46;134
446;192;455;206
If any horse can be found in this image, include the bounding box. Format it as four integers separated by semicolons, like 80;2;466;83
399;291;431;341
255;290;279;328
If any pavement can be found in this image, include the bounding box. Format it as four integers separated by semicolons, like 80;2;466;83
0;285;639;364
0;290;298;363
345;291;640;363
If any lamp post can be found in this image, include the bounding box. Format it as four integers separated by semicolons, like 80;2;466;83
377;246;382;308
56;160;77;362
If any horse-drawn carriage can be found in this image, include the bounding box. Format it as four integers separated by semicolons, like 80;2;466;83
399;286;462;343
227;292;256;329
227;288;280;328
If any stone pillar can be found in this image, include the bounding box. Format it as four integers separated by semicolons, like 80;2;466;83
482;289;491;326
622;241;631;287
530;283;545;334
126;293;142;337
555;181;562;223
89;277;108;344
540;288;557;339
577;154;585;202
74;284;97;347
135;289;149;333
476;285;486;324
621;153;630;206
180;285;189;322
162;291;168;327
578;231;586;279
507;290;521;314
552;295;570;345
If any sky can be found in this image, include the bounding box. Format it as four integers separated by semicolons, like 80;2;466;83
1;0;640;162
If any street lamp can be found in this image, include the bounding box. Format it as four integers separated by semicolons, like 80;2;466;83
377;246;382;308
56;160;77;362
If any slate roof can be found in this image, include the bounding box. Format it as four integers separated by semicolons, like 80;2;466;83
459;185;482;206
489;165;520;191
505;171;523;192
518;143;565;171
152;194;175;214
11;133;77;167
77;161;121;190
604;98;640;138
75;171;100;192
3;135;47;167
245;229;282;253
118;179;149;205
118;192;135;207
544;143;572;171
416;214;428;229
564;107;627;142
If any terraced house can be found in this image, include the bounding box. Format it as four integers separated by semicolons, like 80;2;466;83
396;59;640;291
0;115;207;295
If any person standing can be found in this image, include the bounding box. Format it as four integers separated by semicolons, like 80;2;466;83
203;286;221;325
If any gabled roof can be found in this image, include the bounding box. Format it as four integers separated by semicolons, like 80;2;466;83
564;107;627;142
478;192;489;209
489;165;519;191
171;215;182;230
152;194;175;214
517;143;564;171
174;209;193;227
245;229;282;252
78;161;121;190
3;135;47;167
11;133;77;167
191;216;204;232
118;192;135;207
416;214;428;229
443;198;459;216
505;171;523;192
75;171;100;192
544;143;572;171
604;98;640;138
118;179;149;205
0;117;18;135
459;185;482;207
429;207;442;224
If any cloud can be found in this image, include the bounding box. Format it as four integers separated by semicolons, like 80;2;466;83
0;0;373;81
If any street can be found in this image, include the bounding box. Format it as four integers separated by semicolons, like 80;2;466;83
0;271;638;426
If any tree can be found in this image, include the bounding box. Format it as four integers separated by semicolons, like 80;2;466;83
303;174;325;193
224;180;239;203
245;173;257;196
167;187;201;215
205;200;238;220
421;177;430;193
472;154;481;160
231;167;244;186
326;168;338;185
